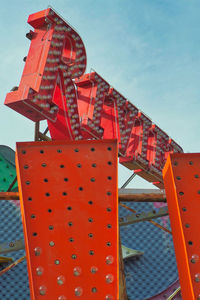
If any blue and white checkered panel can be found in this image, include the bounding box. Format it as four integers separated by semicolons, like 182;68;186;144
0;200;30;300
119;201;178;300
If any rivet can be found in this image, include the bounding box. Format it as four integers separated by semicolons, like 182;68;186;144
191;254;199;264
36;266;44;276
195;273;200;282
39;285;47;295
72;254;77;259
105;295;113;300
91;287;97;293
91;266;98;274
74;287;83;296
57;275;65;285
105;274;114;283
55;259;60;265
106;255;114;265
34;247;42;256
73;266;82;276
58;296;66;300
49;241;55;246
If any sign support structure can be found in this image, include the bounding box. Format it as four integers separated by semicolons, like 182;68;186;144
16;140;119;300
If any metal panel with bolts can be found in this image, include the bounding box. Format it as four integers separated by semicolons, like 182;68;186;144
16;140;119;300
163;153;200;300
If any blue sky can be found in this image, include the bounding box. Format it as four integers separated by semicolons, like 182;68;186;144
1;0;200;188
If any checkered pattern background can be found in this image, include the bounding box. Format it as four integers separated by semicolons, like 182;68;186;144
119;201;178;299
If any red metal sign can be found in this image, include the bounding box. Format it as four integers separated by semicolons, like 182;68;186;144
163;153;200;300
4;7;183;188
16;140;119;300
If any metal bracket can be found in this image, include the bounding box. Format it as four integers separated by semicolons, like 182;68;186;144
122;245;144;260
119;206;168;226
0;239;24;254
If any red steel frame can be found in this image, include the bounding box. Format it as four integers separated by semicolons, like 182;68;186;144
163;153;200;300
16;140;119;300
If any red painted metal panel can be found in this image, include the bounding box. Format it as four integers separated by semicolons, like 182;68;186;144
16;140;119;300
5;7;86;130
75;72;110;139
163;153;200;300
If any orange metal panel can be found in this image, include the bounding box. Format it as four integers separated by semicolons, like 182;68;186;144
16;140;119;300
163;153;200;300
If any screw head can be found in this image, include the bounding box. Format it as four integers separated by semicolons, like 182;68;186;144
36;267;44;276
55;259;60;265
74;287;83;296
39;285;47;295
57;275;65;285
